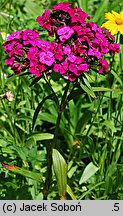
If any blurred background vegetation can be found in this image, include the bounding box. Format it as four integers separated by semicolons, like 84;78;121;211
0;0;123;200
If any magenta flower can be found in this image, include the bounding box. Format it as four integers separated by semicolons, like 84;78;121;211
54;61;69;77
72;39;87;55
22;29;39;45
52;2;71;12
3;3;120;82
5;57;15;66
88;48;102;59
72;25;85;37
69;63;88;76
11;43;23;57
27;47;38;61
11;63;22;74
67;74;76;82
36;40;52;51
39;51;55;66
68;7;90;24
67;54;77;63
29;64;46;77
57;26;74;42
36;10;51;31
102;28;116;41
54;64;66;74
29;66;40;76
7;30;22;41
54;43;64;61
99;59;108;73
63;45;71;55
109;43;120;55
67;55;88;76
3;40;17;53
54;54;88;80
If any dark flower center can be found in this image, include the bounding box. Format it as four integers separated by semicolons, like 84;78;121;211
50;11;71;26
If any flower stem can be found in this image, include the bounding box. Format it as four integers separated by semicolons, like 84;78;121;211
43;81;70;199
43;74;59;106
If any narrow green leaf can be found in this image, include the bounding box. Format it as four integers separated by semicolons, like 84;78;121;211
102;120;116;133
92;0;109;23
80;83;96;99
111;70;123;86
24;0;43;18
99;144;107;174
79;182;104;199
12;146;27;161
15;168;43;182
92;87;123;93
29;75;42;87
83;77;92;89
38;112;57;124
2;147;14;154
52;149;67;197
67;184;77;200
27;132;53;141
77;0;87;12
79;162;99;184
15;123;28;134
68;165;78;178
76;110;92;133
32;94;54;130
1;163;43;182
0;139;8;147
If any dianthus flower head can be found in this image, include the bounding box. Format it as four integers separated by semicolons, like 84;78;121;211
36;2;89;37
3;3;121;82
3;29;40;75
102;11;123;35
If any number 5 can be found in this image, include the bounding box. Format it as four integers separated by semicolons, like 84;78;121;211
114;203;119;211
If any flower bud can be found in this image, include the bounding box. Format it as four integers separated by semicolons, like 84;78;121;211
5;90;14;102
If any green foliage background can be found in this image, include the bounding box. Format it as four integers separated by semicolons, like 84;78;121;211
0;0;123;200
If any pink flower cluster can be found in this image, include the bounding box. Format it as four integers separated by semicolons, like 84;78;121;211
3;2;120;81
3;29;40;74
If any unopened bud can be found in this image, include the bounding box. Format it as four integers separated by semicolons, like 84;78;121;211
5;90;14;102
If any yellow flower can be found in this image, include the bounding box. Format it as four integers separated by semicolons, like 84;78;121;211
102;11;123;35
1;32;9;40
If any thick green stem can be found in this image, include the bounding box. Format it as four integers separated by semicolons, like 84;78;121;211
43;81;70;199
53;81;70;148
52;111;62;148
